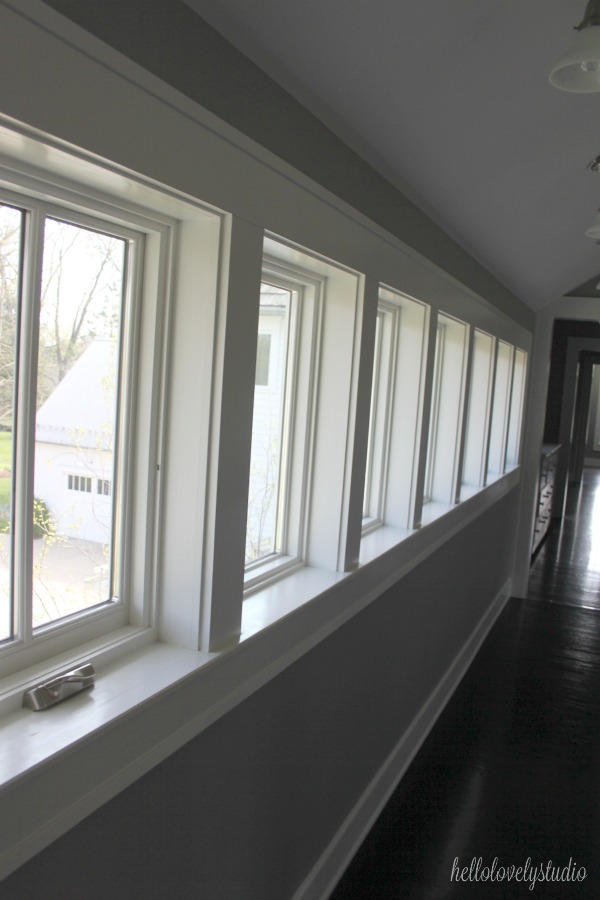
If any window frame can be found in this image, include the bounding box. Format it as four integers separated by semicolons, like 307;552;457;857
423;321;445;503
506;348;527;469
459;328;496;498
487;339;515;481
0;176;172;678
361;287;430;536
362;306;391;530
420;311;469;519
244;259;323;593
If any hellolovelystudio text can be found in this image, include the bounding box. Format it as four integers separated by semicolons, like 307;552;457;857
451;856;586;891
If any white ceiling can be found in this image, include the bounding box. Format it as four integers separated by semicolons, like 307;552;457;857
184;0;600;312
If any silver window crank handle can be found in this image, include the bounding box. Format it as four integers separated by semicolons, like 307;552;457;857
23;664;95;711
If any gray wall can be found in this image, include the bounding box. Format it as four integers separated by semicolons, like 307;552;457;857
2;491;519;900
42;0;532;332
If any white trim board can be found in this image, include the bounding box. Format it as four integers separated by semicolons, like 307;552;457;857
293;580;511;900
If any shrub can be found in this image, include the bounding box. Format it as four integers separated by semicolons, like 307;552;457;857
33;497;52;539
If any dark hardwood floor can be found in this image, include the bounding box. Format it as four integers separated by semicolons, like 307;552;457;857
528;468;600;610
330;471;600;898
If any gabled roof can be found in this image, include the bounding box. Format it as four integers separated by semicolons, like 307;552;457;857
36;339;117;450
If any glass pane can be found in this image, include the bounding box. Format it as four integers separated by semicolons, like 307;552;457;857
246;283;291;565
363;313;382;518
506;349;527;467
0;205;22;642
424;324;444;500
462;329;494;489
488;340;513;477
32;218;125;628
255;333;271;386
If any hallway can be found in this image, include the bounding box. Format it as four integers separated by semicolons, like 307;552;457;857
331;471;600;898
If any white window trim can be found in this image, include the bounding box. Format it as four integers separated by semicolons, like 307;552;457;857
419;311;470;525
362;300;399;533
0;136;224;680
360;285;430;539
506;347;528;469
244;261;323;593
0;183;166;677
423;321;446;502
459;328;496;499
487;339;515;482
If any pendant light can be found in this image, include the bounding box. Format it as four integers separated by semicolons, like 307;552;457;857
550;0;600;91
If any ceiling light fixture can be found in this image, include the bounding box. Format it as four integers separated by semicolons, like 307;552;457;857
588;154;600;172
550;0;600;91
586;209;600;238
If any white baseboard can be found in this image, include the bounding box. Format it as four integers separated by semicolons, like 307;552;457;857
292;579;511;900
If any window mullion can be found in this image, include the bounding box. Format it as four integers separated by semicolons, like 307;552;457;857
14;203;45;644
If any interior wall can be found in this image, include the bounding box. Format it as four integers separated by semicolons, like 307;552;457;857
2;491;520;900
40;0;532;332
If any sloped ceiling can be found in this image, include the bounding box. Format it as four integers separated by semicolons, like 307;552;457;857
183;0;600;312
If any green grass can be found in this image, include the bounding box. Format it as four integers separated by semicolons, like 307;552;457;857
0;477;10;507
0;431;12;470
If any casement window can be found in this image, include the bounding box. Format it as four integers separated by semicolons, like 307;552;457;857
240;236;362;596
506;348;527;468
244;262;321;588
0;198;135;650
362;287;428;534
460;329;495;498
422;312;469;513
0;166;181;677
487;340;514;480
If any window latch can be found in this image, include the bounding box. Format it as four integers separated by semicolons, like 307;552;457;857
22;664;95;711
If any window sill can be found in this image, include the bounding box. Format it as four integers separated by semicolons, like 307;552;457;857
458;483;483;501
242;565;347;639
243;554;305;597
419;499;458;527
360;467;521;568
359;524;414;566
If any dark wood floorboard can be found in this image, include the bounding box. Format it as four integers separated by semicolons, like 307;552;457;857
330;470;600;898
528;468;600;610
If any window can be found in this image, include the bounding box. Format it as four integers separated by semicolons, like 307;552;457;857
97;478;112;496
487;340;514;480
0;165;184;677
239;236;362;597
363;310;387;525
362;287;428;535
424;322;445;502
68;475;93;493
245;264;321;588
246;281;294;565
422;312;469;515
460;329;495;498
506;348;527;468
0;200;134;645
